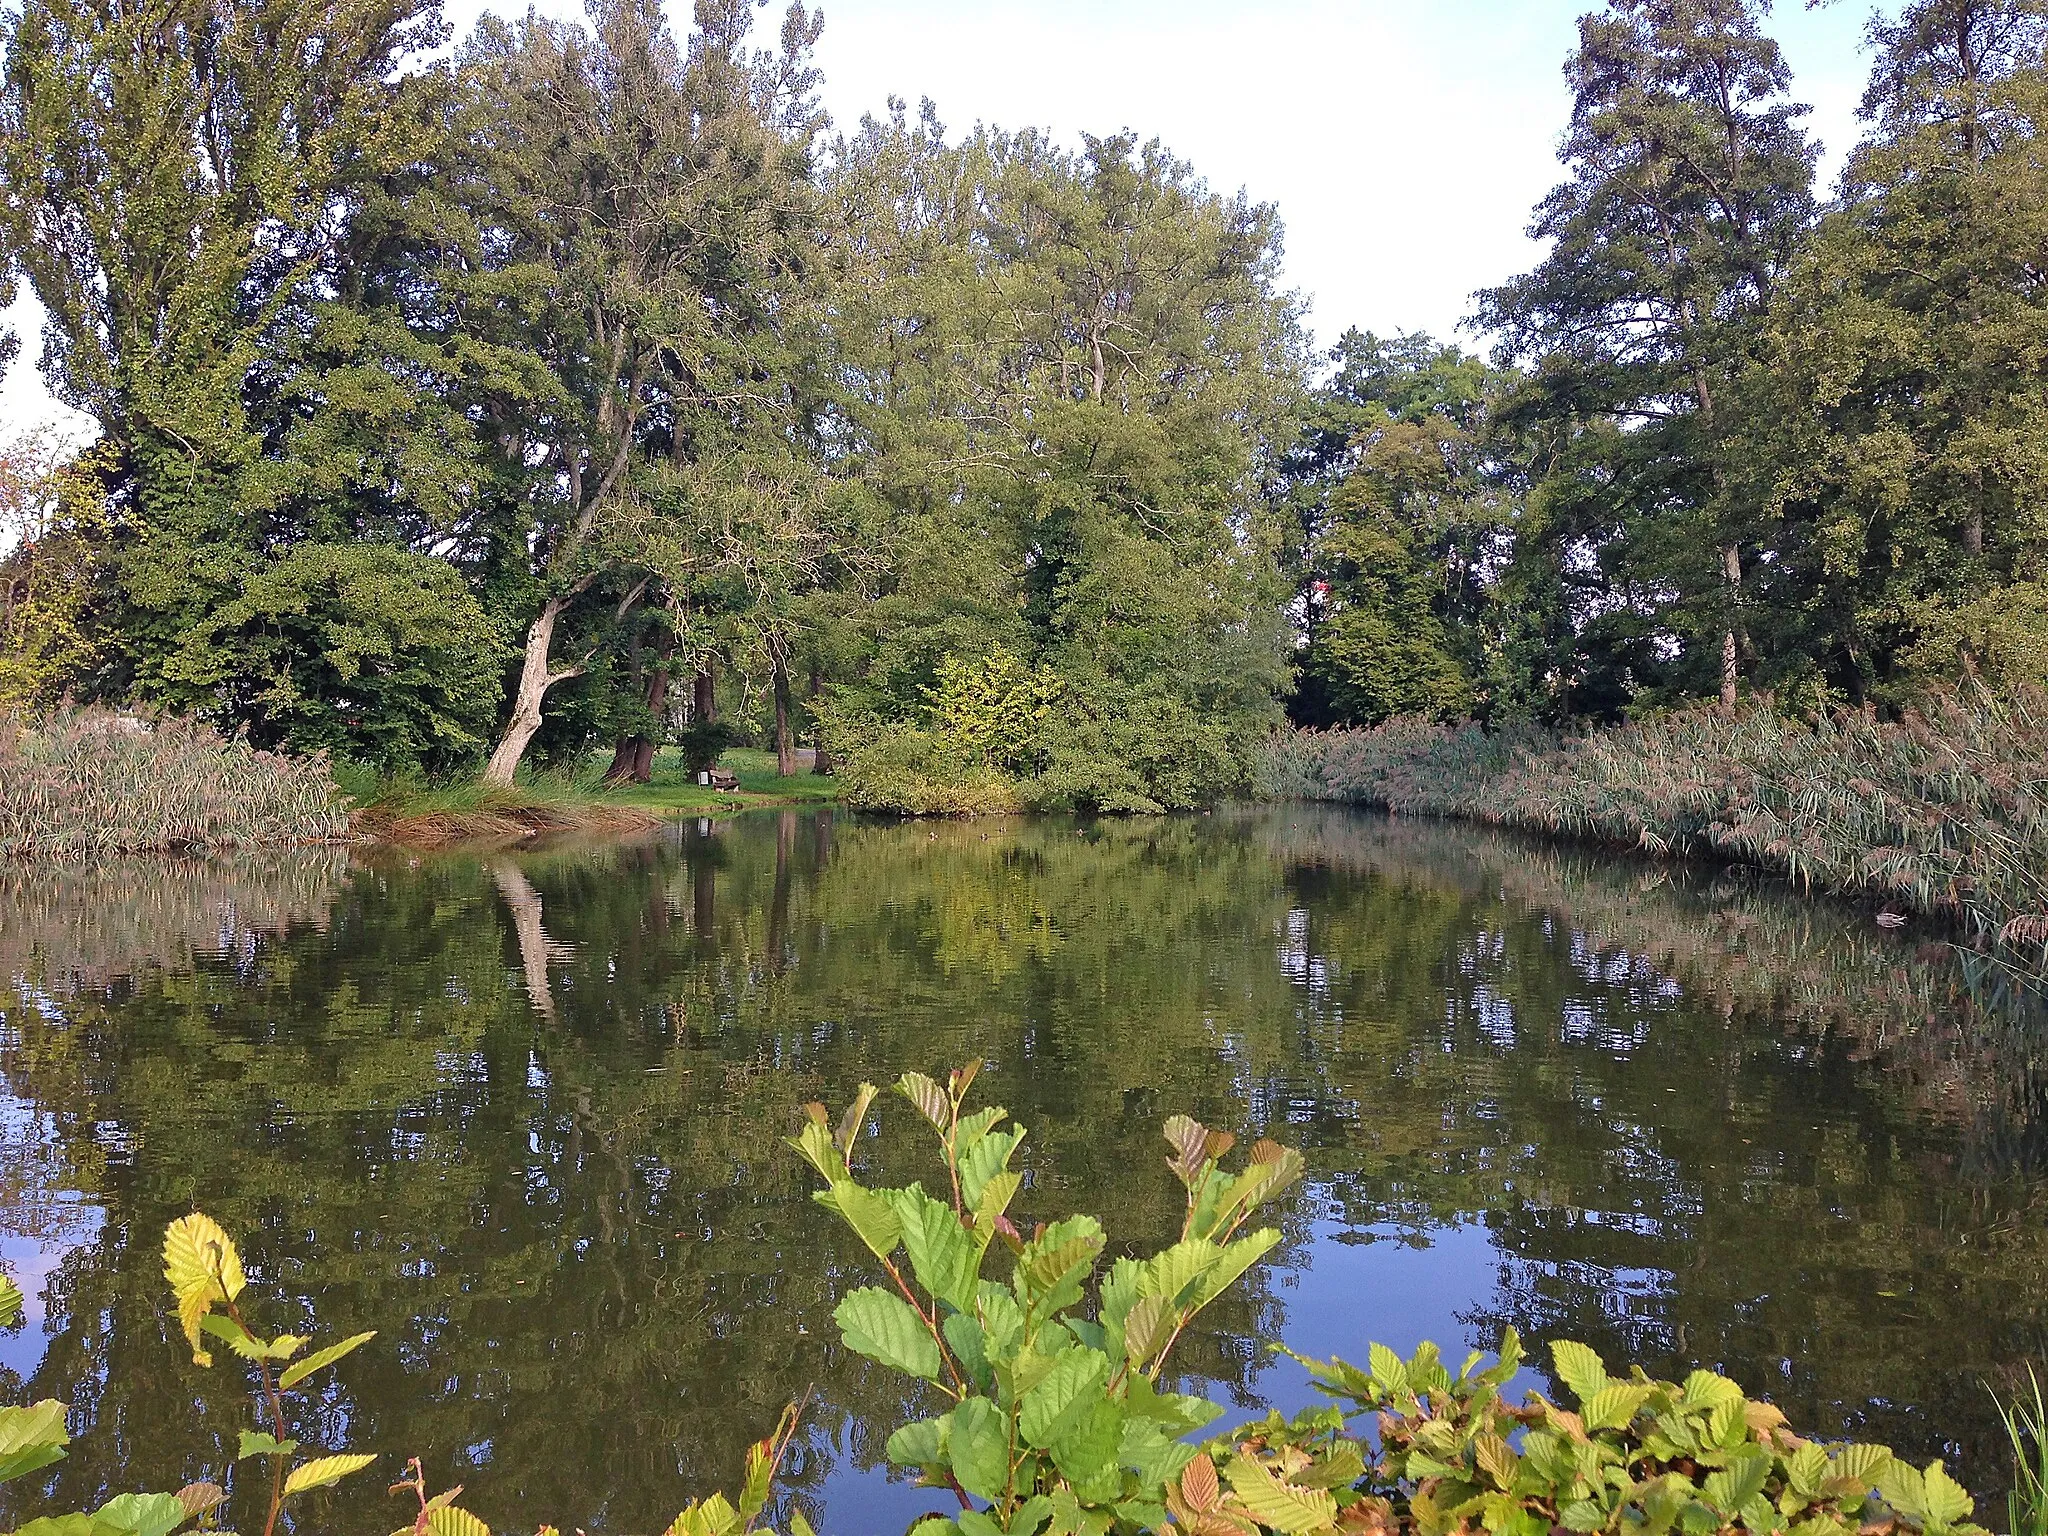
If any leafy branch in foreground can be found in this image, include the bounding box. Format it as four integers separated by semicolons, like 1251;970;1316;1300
793;1061;1307;1535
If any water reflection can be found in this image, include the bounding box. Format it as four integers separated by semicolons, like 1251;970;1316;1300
1;809;2044;1535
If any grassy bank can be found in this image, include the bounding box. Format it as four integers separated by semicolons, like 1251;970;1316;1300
348;747;843;848
0;708;348;857
1257;687;2048;973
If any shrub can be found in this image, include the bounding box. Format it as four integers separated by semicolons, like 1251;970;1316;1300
832;719;1027;817
1259;687;2048;972
0;708;349;857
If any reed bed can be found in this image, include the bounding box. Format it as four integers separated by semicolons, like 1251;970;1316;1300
1260;687;2048;971
0;708;350;858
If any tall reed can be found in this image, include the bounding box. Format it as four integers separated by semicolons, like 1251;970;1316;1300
0;707;349;858
1261;686;2048;971
1998;1368;2048;1536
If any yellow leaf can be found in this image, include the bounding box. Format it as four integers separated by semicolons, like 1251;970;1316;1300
283;1452;377;1496
162;1214;245;1365
425;1505;491;1536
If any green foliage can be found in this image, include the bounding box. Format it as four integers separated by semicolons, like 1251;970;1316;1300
1219;1333;1988;1536
793;1063;1305;1531
164;543;507;777
0;708;347;857
0;440;118;712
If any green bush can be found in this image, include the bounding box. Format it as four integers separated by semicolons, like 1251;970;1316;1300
0;708;349;857
0;1070;2008;1536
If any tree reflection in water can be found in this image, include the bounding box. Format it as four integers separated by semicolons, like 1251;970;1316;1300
1;809;2042;1535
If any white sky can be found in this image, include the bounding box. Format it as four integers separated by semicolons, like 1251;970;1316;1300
0;0;1880;446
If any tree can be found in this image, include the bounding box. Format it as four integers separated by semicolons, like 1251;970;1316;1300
1476;0;1818;709
1279;331;1513;727
816;108;1304;810
1734;0;2048;702
427;0;828;785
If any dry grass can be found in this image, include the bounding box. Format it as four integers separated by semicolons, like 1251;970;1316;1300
350;781;660;849
0;708;349;857
1261;685;2048;970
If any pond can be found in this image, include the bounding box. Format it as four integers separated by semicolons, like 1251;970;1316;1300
2;806;2045;1535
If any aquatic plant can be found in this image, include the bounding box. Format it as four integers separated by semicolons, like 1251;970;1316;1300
0;708;348;858
1262;687;2048;972
1997;1369;2048;1536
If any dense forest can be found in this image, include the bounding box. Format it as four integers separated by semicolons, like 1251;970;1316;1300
0;0;2042;812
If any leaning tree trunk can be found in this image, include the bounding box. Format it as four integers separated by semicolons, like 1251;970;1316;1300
486;598;575;786
809;657;833;775
772;651;798;777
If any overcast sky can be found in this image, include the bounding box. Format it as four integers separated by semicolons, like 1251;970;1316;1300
0;0;1882;445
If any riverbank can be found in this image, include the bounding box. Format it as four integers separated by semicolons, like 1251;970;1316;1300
351;748;844;848
1256;687;2048;975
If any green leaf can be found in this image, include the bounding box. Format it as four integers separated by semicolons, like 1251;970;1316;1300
1119;1416;1198;1494
0;1273;23;1330
1017;1228;1103;1320
90;1493;188;1536
11;1517;111;1536
1551;1341;1607;1405
961;1128;1025;1210
1223;1453;1340;1534
1021;1347;1110;1449
945;1312;993;1391
894;1187;980;1313
283;1452;376;1496
196;1313;268;1360
237;1430;300;1460
834;1287;943;1381
1919;1461;1974;1527
813;1183;903;1264
1369;1341;1408;1395
1144;1240;1218;1308
0;1400;70;1485
277;1330;376;1390
887;1414;951;1469
949;1396;1011;1503
1122;1373;1224;1433
1052;1398;1124;1503
1702;1448;1770;1513
1189;1229;1282;1308
1582;1383;1648;1433
1121;1293;1173;1371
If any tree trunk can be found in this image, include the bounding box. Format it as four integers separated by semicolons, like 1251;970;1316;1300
604;656;668;784
486;598;572;786
692;664;717;723
772;650;798;777
1718;543;1742;709
809;656;833;775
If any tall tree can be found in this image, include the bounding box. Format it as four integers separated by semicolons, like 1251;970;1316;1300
1734;0;2048;701
1477;0;1817;708
817;108;1304;809
1278;331;1513;727
424;0;827;784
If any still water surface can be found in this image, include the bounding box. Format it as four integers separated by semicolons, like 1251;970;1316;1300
1;807;2045;1534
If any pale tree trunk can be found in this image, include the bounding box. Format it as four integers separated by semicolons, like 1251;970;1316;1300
1719;543;1742;709
486;598;578;785
772;649;798;777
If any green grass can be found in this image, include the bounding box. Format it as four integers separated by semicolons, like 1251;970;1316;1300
349;746;844;841
595;746;843;814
